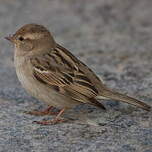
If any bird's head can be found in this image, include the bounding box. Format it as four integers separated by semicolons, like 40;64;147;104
5;24;56;56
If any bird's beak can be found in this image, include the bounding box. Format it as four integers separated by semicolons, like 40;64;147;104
5;35;14;43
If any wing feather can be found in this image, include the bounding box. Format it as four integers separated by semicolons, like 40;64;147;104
31;45;100;102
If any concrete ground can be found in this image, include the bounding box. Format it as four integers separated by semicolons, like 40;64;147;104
0;0;152;151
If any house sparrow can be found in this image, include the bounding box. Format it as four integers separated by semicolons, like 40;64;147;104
5;24;151;125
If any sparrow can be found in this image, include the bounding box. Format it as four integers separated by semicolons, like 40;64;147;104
5;24;151;125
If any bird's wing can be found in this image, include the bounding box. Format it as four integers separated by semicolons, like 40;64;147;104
30;45;100;102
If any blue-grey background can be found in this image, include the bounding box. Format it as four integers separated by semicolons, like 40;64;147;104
0;0;152;151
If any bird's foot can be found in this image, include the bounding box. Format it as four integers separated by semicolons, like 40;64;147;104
25;106;58;116
32;108;66;125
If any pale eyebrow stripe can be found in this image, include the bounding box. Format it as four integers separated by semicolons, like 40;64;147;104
23;33;43;39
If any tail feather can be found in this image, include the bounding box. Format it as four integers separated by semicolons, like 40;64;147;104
99;88;151;111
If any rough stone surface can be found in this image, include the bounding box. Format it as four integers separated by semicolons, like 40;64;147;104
0;0;152;151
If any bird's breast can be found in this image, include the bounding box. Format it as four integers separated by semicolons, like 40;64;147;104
14;55;36;95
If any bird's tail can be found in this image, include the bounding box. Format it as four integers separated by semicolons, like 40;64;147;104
98;87;151;111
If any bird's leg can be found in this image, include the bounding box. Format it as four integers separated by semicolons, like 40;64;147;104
26;106;58;116
33;108;66;125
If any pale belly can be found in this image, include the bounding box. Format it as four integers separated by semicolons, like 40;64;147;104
14;57;78;108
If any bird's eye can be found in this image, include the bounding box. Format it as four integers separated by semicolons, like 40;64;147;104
18;36;24;41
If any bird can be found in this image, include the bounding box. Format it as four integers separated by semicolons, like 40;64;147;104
5;24;151;125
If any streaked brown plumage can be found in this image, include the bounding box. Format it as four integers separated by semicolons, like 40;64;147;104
6;24;151;125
